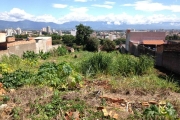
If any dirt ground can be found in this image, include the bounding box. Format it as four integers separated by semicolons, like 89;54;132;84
0;79;180;120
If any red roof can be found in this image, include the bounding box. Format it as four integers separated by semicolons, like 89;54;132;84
141;40;165;45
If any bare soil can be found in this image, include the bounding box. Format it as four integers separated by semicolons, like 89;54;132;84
0;80;180;120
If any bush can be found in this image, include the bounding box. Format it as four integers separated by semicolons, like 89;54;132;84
0;54;21;71
22;51;38;60
39;51;50;60
52;40;63;45
81;52;112;76
56;46;68;56
102;39;116;52
49;46;68;57
0;69;33;88
36;62;82;89
112;54;154;76
85;37;99;52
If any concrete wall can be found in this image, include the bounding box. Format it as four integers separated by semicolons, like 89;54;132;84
0;40;36;57
35;37;52;53
8;42;36;57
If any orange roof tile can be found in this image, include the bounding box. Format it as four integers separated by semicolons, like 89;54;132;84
141;40;165;45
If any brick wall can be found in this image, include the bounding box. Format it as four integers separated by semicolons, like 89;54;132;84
162;51;180;74
129;32;165;42
163;44;180;52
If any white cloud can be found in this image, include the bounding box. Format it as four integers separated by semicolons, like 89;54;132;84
92;4;113;9
123;0;180;12
92;1;114;9
0;8;34;21
104;1;115;5
52;4;68;8
74;0;87;2
1;8;180;25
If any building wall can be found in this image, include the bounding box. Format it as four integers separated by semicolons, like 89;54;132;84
0;33;6;43
0;40;36;57
8;42;36;57
35;37;52;53
129;32;165;42
126;30;165;51
162;51;180;74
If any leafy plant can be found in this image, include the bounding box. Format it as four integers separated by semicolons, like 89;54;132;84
0;69;33;88
22;51;38;60
56;46;68;56
143;102;178;120
39;50;51;60
36;62;82;89
0;63;11;73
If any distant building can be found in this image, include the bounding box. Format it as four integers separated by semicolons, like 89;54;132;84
71;29;77;36
5;29;14;36
42;27;46;32
59;30;62;36
16;27;22;35
46;26;51;34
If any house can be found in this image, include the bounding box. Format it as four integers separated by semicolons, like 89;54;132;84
125;29;166;56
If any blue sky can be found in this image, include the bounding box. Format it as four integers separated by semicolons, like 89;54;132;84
0;0;180;25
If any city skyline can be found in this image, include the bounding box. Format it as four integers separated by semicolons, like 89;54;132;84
0;0;180;26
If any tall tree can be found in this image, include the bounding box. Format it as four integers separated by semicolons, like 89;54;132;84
75;24;93;46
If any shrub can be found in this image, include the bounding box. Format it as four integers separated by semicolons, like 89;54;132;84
39;51;50;60
85;37;99;52
22;51;38;60
52;40;63;45
56;46;68;56
0;54;21;71
111;54;154;76
102;39;116;52
0;69;33;88
36;62;82;89
81;52;112;76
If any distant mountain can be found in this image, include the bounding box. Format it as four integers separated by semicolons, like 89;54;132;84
0;20;180;30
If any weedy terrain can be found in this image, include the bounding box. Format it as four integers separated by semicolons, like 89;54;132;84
0;49;180;120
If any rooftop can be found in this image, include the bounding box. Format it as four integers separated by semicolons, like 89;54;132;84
141;40;165;45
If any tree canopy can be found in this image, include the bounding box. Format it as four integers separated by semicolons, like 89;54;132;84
62;35;75;46
102;39;116;52
85;37;99;52
75;24;93;46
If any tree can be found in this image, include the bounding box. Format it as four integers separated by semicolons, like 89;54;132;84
102;39;116;52
85;37;99;52
75;24;93;46
62;35;75;46
114;38;126;45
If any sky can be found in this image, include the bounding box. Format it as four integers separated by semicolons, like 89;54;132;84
0;0;180;25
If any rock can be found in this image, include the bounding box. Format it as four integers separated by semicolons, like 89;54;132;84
149;101;157;105
102;109;109;117
0;104;7;110
142;102;150;107
10;89;15;93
